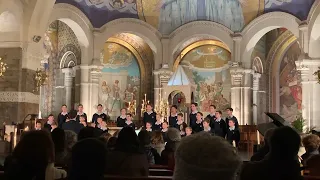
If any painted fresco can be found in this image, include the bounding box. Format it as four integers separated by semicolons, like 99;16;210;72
279;42;302;122
180;45;231;113
100;42;140;118
56;0;314;34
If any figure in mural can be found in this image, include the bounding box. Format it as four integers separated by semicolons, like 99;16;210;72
113;80;121;100
158;0;245;34
265;0;292;8
101;81;111;96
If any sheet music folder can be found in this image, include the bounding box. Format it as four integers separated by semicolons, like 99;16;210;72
256;112;292;136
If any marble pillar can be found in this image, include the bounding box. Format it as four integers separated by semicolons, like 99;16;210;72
252;73;261;125
88;68;102;121
62;68;75;110
230;67;254;125
153;64;173;103
296;59;320;129
79;65;90;119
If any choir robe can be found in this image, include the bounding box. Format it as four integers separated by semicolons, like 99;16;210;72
92;113;108;124
124;121;135;129
225;115;239;129
76;112;87;122
212;119;227;138
189;112;197;127
116;116;126;127
153;122;162;131
191;121;203;133
168;115;178;127
206;114;216;127
57;112;68;128
161;129;169;142
143;111;156;126
226;127;240;147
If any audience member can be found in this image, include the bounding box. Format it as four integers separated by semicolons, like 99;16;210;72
69;138;107;180
107;137;117;151
161;128;181;170
62;110;84;134
78;127;103;141
301;134;320;165
4;130;66;180
51;121;58;132
64;130;77;163
51;128;67;166
116;108;127;127
151;131;165;155
174;132;242;180
250;128;275;162
240;126;302;180
100;132;112;143
105;127;148;177
138;130;156;165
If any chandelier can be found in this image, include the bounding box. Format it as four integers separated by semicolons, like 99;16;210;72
33;69;48;92
0;56;8;77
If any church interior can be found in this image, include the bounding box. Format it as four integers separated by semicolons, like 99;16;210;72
1;0;320;179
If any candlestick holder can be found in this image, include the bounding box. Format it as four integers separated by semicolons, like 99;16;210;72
155;96;169;122
127;100;137;116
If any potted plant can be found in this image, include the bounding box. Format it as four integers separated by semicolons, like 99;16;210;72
292;113;306;133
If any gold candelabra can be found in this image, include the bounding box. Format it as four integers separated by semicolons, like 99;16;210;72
0;56;8;77
154;93;169;122
34;68;48;92
127;99;137;116
141;94;150;117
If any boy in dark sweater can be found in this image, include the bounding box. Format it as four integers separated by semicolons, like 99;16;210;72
92;104;108;125
225;107;239;129
168;105;178;127
57;104;68;128
206;104;216;127
226;119;240;147
191;112;203;133
189;103;198;127
212;111;227;138
143;104;156;126
202;118;214;136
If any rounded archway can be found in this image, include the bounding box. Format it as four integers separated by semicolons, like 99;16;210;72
168;90;187;112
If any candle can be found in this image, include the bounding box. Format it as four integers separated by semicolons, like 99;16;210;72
147;100;149;104
257;130;260;145
13;127;17;148
144;94;146;102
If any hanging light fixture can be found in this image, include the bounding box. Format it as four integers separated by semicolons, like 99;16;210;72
33;68;48;92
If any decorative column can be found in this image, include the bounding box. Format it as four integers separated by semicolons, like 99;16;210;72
230;66;254;125
296;59;320;129
62;68;75;110
88;66;102;121
153;64;173;103
79;65;90;117
252;73;261;125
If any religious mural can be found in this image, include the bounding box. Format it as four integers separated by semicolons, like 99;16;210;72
279;42;302;122
56;0;314;33
180;44;231;113
100;42;140;118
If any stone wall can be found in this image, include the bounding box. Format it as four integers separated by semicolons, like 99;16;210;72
0;48;39;124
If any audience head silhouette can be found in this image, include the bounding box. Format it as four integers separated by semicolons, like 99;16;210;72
174;132;241;180
116;126;141;153
64;130;77;151
138;130;151;146
69;138;107;180
269;126;301;159
5;130;54;180
68;110;77;120
167;127;181;142
51;128;65;153
78;127;102;141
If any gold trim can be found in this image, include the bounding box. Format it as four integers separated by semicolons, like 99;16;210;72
173;40;230;71
106;37;146;79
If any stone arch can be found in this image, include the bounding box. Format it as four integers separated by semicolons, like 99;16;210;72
58;44;81;68
47;3;92;48
253;57;263;74
95;18;162;55
241;12;301;69
308;0;320;58
60;51;77;69
169;21;234;65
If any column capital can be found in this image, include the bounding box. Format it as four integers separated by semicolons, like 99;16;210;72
232;33;242;41
298;21;308;31
153;64;173;79
230;67;254;86
253;73;261;91
62;68;76;78
296;59;320;83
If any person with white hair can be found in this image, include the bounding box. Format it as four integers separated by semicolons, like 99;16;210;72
174;132;242;180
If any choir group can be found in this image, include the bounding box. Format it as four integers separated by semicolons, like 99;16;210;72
50;102;241;146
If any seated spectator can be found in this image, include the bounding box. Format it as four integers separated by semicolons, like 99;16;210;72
161;128;181;169
107;137;117;151
301;134;320;165
64;130;77;165
240;126;302;180
138;130;162;165
173;132;241;180
78;127;103;141
151;131;165;155
305;154;320;176
62;110;84;134
185;127;193;136
51;128;67;166
51;121;58;132
4;130;66;180
69;138;107;180
105;126;148;177
251;128;275;162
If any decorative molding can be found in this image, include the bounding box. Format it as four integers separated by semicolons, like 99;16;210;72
0;92;39;104
230;68;254;86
